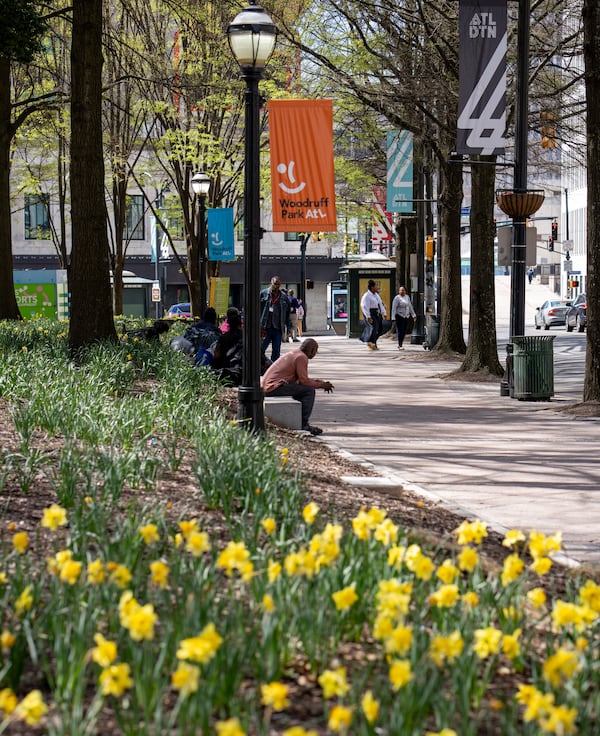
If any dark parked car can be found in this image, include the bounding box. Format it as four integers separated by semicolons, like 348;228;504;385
565;294;587;332
534;299;570;330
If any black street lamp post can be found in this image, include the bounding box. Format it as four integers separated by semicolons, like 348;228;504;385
228;2;277;432
191;171;211;317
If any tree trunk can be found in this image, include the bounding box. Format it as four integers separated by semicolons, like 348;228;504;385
0;58;22;320
68;0;116;351
460;156;503;375
436;158;466;354
583;0;600;401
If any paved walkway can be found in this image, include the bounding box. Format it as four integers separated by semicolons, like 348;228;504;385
289;277;600;565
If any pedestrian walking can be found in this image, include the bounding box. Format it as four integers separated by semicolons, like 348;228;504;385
391;286;416;350
288;290;301;342
296;299;305;337
360;279;386;350
528;267;534;284
260;276;291;362
261;338;334;435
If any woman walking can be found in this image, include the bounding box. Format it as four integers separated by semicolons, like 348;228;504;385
391;286;416;350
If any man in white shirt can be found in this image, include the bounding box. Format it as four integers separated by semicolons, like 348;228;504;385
360;279;387;350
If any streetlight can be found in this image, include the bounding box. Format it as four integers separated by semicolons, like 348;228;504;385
228;2;278;432
191;171;211;318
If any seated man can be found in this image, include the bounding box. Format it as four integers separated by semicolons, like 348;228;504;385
260;338;334;436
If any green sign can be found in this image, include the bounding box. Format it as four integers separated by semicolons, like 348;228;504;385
15;283;57;319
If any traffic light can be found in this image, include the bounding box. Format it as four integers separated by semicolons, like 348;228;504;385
305;279;314;290
425;236;434;260
548;237;554;252
551;221;558;242
541;111;556;149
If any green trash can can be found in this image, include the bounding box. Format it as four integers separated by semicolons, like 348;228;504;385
512;335;555;400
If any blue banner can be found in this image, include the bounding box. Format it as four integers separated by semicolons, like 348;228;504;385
207;208;235;261
386;131;413;213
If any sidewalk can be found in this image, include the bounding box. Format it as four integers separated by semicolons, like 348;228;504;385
291;305;600;565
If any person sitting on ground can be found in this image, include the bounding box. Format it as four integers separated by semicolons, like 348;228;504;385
260;338;334;436
184;307;221;354
127;320;170;342
211;308;243;385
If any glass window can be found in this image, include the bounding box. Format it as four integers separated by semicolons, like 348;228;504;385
24;194;50;240
125;194;145;240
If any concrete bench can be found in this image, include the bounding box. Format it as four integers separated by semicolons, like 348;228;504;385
264;396;302;430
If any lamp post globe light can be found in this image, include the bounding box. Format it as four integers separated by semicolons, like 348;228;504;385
191;171;211;318
228;3;278;432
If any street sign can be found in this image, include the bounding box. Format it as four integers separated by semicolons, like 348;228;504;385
563;239;574;251
151;282;161;302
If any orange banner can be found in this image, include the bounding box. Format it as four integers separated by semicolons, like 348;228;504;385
268;99;337;232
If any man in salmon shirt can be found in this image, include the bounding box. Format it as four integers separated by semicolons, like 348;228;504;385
261;338;334;435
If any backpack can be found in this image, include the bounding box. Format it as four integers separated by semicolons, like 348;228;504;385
195;339;218;367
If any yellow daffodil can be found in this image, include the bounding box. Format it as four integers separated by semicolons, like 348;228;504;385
527;587;547;609
551;600;586;631
139;523;160;544
262;594;275;612
280;448;289;465
15;586;33;616
383;624;413;656
428;631;464;667
0;631;15;650
458;545;479;572
302;502;319;524
59;559;83;585
126;602;157;641
387;544;406;568
185;530;211;557
328;704;353;732
108;563;132;589
261;517;277;535
455;518;488;545
502;529;526;548
361;690;379;724
538;704;577;735
150;560;169;589
543;647;580;687
260;681;290;711
217;541;250;577
426;731;458;736
267;560;282;582
15;690;47;726
86;559;105;585
282;728;318;736
516;685;554;723
0;688;17;715
473;627;502;659
389;659;412;690
429;584;460;608
41;504;68;531
318;666;350;699
12;531;29;555
176;623;223;664
436;559;460;583
501;554;524;586
215;717;246;736
91;633;118;668
99;662;133;697
373;518;399;546
531;556;553;576
502;629;522;660
178;519;199;539
171;662;200;697
579;579;600;612
528;530;562;560
332;584;359;611
462;591;480;607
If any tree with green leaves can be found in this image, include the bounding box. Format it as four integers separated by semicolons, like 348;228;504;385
0;0;48;320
